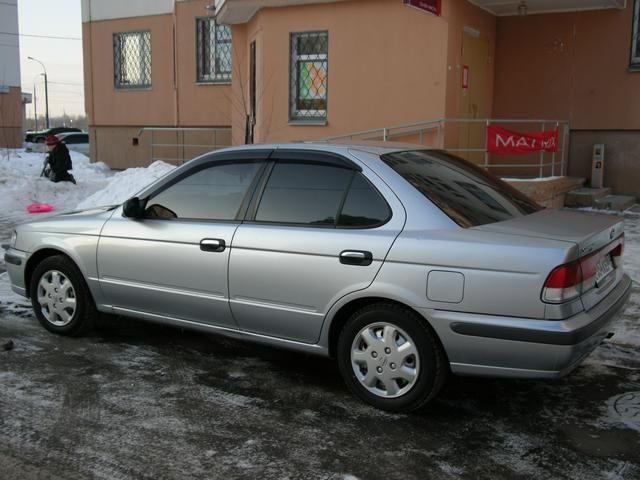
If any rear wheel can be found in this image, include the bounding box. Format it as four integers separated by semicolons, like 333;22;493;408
30;255;96;336
337;303;447;412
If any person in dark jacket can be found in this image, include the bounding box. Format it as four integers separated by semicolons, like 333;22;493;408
44;135;76;184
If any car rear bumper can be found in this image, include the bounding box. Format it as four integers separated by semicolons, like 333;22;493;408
424;274;632;379
4;248;28;297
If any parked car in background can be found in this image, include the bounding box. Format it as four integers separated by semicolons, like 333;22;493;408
25;127;82;144
2;143;631;412
56;132;90;157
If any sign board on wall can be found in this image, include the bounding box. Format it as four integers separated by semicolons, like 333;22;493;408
403;0;441;17
462;65;470;89
487;125;559;155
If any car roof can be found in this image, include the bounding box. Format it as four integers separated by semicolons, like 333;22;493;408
215;141;431;157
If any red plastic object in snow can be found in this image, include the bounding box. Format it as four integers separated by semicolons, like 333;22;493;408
26;203;55;214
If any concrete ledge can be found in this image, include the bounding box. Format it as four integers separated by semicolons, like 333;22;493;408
504;177;585;208
594;195;636;212
565;187;612;208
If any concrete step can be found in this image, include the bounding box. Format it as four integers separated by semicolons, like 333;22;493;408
564;188;612;208
594;195;637;212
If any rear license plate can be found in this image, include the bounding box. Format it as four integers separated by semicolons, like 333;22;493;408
596;254;614;286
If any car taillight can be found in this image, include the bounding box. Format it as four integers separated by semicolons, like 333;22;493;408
542;261;584;303
611;234;624;267
542;234;624;304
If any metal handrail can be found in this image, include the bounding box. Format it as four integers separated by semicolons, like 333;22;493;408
137;127;232;165
320;118;570;179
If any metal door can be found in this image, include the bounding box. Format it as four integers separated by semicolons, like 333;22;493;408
228;151;406;344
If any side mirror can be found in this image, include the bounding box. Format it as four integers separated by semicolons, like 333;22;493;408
122;197;145;218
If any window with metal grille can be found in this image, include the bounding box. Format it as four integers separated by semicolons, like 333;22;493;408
197;18;232;83
113;31;151;89
289;31;328;121
632;1;640;69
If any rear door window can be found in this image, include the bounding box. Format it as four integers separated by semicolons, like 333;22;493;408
382;150;541;227
255;162;352;225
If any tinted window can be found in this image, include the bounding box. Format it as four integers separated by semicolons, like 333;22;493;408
338;173;390;227
146;162;260;220
256;162;352;225
381;150;541;228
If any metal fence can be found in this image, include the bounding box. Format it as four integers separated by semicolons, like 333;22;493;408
137;127;232;165
321;118;570;178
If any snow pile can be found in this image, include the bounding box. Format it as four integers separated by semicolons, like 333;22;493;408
0;148;113;227
0;149;175;228
76;161;175;210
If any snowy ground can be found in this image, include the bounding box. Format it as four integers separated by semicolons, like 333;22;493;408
0;148;639;479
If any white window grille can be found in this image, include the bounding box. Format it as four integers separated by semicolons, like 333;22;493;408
197;18;232;83
113;31;152;89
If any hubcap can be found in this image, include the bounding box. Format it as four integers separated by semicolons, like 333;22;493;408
350;322;419;399
37;270;77;326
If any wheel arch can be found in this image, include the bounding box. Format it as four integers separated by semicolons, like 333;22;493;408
25;248;85;298
326;296;449;364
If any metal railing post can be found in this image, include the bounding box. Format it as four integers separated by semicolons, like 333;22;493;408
150;129;154;164
539;121;546;178
383;127;388;142
562;123;570;176
484;119;490;168
551;121;559;176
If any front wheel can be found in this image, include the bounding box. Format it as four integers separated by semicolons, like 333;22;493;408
337;303;447;412
30;255;96;336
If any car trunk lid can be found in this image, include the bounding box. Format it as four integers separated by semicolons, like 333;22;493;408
473;208;625;310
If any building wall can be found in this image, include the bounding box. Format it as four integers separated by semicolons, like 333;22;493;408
493;4;640;129
82;0;233;166
0;87;23;147
569;131;640;198
493;3;640;197
83;14;177;127
229;0;495;146
0;0;22;147
175;0;232;127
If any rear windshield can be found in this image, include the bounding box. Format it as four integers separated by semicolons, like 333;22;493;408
381;150;542;228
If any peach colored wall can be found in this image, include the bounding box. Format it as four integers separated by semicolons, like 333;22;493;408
493;3;640;130
0;87;23;147
175;0;232;127
232;0;448;144
83;14;177;127
230;0;495;145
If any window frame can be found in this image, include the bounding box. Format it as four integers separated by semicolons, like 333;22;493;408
246;152;391;229
113;30;152;90
289;31;329;123
140;158;267;223
631;0;640;70
196;17;232;84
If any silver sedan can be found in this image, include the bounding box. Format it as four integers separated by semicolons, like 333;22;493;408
3;143;631;411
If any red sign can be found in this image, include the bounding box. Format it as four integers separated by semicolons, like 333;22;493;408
487;125;559;155
403;0;441;17
462;65;470;89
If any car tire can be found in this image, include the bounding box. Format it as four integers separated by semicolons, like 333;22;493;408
337;303;447;412
30;255;96;336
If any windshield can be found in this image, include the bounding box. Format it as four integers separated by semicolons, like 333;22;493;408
381;150;542;228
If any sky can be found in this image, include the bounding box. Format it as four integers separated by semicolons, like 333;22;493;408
18;0;85;118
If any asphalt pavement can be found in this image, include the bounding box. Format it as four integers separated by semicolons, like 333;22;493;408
1;306;639;479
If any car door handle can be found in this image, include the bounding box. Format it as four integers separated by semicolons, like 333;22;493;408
340;250;373;266
200;238;226;252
